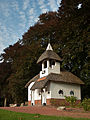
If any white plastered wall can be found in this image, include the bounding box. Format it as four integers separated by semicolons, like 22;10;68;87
40;61;60;78
34;89;41;100
28;82;35;101
34;85;51;101
50;81;81;100
48;62;60;74
28;82;51;104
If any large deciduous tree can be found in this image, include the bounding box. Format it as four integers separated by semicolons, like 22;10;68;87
58;0;90;98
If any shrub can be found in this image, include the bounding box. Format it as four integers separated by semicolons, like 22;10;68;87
76;102;82;108
65;96;77;107
82;98;90;111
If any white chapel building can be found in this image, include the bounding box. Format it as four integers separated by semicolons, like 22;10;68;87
25;43;84;106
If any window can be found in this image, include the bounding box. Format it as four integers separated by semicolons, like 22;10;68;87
58;90;63;95
48;91;50;94
70;91;74;96
49;60;55;67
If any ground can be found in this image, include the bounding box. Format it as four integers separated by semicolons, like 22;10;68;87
0;106;90;119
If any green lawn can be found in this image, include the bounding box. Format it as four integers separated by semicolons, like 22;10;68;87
0;109;89;120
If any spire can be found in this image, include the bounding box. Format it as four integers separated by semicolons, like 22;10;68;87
46;43;53;51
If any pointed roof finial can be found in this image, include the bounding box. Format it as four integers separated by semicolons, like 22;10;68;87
46;43;53;51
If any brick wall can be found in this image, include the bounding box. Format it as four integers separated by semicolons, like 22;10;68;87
28;99;81;106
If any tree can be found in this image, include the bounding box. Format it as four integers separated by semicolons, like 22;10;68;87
0;41;42;104
0;62;12;106
58;0;90;98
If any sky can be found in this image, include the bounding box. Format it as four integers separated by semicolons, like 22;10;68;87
0;0;61;54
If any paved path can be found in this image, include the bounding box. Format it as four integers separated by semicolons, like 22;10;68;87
0;106;90;118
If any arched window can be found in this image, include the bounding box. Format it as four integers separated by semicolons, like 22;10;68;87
58;90;63;95
70;91;74;96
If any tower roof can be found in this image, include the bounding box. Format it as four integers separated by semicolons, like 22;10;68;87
37;43;62;64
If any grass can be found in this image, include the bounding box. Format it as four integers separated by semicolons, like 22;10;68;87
0;109;90;120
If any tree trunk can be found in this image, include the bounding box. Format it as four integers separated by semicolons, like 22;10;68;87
4;97;7;107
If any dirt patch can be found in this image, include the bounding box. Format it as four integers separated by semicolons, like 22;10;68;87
0;106;90;119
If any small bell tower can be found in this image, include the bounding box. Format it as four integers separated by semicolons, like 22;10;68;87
37;43;62;78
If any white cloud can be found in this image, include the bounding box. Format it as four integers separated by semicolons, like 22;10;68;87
23;0;30;10
28;7;39;23
57;0;61;7
38;0;49;13
0;38;5;54
0;2;10;17
0;22;19;54
0;24;9;42
0;0;27;54
34;17;39;23
29;8;34;15
48;0;58;11
28;1;37;26
0;24;9;54
11;0;26;30
11;1;19;11
41;8;48;13
29;16;35;19
28;14;35;26
19;11;26;19
19;11;26;29
38;0;44;5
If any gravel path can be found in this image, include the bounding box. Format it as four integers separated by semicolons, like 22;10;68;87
0;106;90;119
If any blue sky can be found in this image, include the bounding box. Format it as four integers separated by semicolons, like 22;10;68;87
0;0;61;54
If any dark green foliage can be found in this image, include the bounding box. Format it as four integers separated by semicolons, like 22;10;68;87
0;62;12;106
65;96;77;107
57;0;90;99
82;98;90;111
